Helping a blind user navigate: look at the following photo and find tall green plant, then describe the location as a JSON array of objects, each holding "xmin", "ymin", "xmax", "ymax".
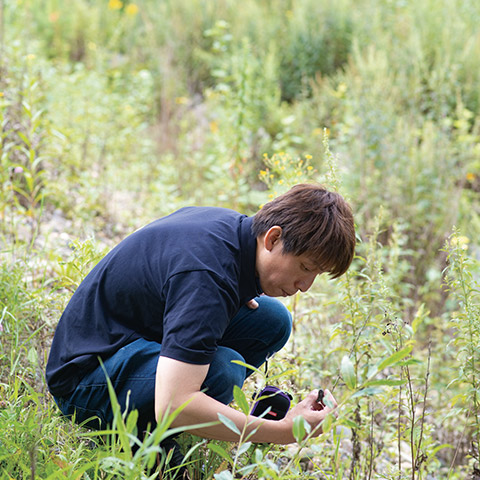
[{"xmin": 443, "ymin": 229, "xmax": 480, "ymax": 475}]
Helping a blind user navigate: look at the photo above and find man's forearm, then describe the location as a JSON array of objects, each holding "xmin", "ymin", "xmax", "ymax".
[
  {"xmin": 164, "ymin": 390, "xmax": 295, "ymax": 444},
  {"xmin": 155, "ymin": 356, "xmax": 334, "ymax": 444}
]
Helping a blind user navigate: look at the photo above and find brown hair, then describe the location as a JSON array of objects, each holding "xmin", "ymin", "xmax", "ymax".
[{"xmin": 252, "ymin": 184, "xmax": 355, "ymax": 278}]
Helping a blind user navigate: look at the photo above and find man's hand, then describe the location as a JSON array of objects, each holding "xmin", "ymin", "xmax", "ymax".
[
  {"xmin": 246, "ymin": 299, "xmax": 259, "ymax": 309},
  {"xmin": 281, "ymin": 389, "xmax": 337, "ymax": 439}
]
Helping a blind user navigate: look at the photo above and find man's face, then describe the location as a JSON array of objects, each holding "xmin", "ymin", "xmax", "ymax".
[{"xmin": 256, "ymin": 227, "xmax": 322, "ymax": 297}]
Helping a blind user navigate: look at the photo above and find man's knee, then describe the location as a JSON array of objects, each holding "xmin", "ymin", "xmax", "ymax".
[
  {"xmin": 257, "ymin": 296, "xmax": 292, "ymax": 350},
  {"xmin": 203, "ymin": 348, "xmax": 246, "ymax": 405}
]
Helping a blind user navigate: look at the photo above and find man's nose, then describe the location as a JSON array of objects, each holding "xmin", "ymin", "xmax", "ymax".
[{"xmin": 295, "ymin": 274, "xmax": 317, "ymax": 292}]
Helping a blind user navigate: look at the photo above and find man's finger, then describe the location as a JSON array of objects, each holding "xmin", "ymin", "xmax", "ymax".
[{"xmin": 246, "ymin": 299, "xmax": 259, "ymax": 309}]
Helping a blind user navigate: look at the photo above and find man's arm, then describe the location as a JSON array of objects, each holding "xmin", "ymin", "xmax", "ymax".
[{"xmin": 155, "ymin": 356, "xmax": 335, "ymax": 444}]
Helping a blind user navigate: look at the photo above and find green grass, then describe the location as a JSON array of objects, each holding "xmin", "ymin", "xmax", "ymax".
[{"xmin": 1, "ymin": 0, "xmax": 480, "ymax": 477}]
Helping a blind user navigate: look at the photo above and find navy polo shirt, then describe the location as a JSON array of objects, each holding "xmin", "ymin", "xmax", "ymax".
[{"xmin": 46, "ymin": 207, "xmax": 261, "ymax": 397}]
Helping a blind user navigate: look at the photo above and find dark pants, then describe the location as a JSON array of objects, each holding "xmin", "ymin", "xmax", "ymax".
[{"xmin": 54, "ymin": 296, "xmax": 292, "ymax": 434}]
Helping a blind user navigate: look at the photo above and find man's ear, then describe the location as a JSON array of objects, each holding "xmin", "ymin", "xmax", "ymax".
[{"xmin": 264, "ymin": 226, "xmax": 283, "ymax": 251}]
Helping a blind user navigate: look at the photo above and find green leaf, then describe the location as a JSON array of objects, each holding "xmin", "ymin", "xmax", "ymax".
[
  {"xmin": 341, "ymin": 355, "xmax": 356, "ymax": 389},
  {"xmin": 233, "ymin": 385, "xmax": 250, "ymax": 415},
  {"xmin": 338, "ymin": 418, "xmax": 360, "ymax": 429},
  {"xmin": 17, "ymin": 131, "xmax": 30, "ymax": 147},
  {"xmin": 230, "ymin": 359, "xmax": 263, "ymax": 376},
  {"xmin": 27, "ymin": 347, "xmax": 38, "ymax": 366},
  {"xmin": 208, "ymin": 442, "xmax": 233, "ymax": 464},
  {"xmin": 237, "ymin": 464, "xmax": 257, "ymax": 475},
  {"xmin": 214, "ymin": 470, "xmax": 234, "ymax": 480},
  {"xmin": 255, "ymin": 447, "xmax": 264, "ymax": 463},
  {"xmin": 237, "ymin": 441, "xmax": 252, "ymax": 455},
  {"xmin": 264, "ymin": 369, "xmax": 297, "ymax": 383},
  {"xmin": 402, "ymin": 358, "xmax": 422, "ymax": 366},
  {"xmin": 292, "ymin": 415, "xmax": 307, "ymax": 442},
  {"xmin": 125, "ymin": 409, "xmax": 139, "ymax": 437},
  {"xmin": 431, "ymin": 443, "xmax": 454, "ymax": 456},
  {"xmin": 218, "ymin": 413, "xmax": 241, "ymax": 435},
  {"xmin": 321, "ymin": 412, "xmax": 334, "ymax": 433},
  {"xmin": 377, "ymin": 345, "xmax": 412, "ymax": 372},
  {"xmin": 364, "ymin": 378, "xmax": 406, "ymax": 387},
  {"xmin": 351, "ymin": 387, "xmax": 384, "ymax": 399}
]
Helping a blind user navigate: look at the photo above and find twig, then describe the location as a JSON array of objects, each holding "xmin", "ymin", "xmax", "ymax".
[
  {"xmin": 404, "ymin": 364, "xmax": 416, "ymax": 480},
  {"xmin": 448, "ymin": 409, "xmax": 471, "ymax": 476},
  {"xmin": 414, "ymin": 341, "xmax": 431, "ymax": 470},
  {"xmin": 367, "ymin": 399, "xmax": 374, "ymax": 480},
  {"xmin": 398, "ymin": 380, "xmax": 402, "ymax": 477}
]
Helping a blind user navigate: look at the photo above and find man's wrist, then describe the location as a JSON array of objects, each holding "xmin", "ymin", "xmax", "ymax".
[
  {"xmin": 246, "ymin": 414, "xmax": 295, "ymax": 444},
  {"xmin": 265, "ymin": 416, "xmax": 295, "ymax": 444}
]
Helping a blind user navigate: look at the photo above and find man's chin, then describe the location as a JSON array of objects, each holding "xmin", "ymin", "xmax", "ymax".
[
  {"xmin": 261, "ymin": 286, "xmax": 287, "ymax": 297},
  {"xmin": 261, "ymin": 288, "xmax": 278, "ymax": 297}
]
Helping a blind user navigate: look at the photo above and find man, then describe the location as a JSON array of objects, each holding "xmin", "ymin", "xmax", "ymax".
[{"xmin": 46, "ymin": 183, "xmax": 355, "ymax": 468}]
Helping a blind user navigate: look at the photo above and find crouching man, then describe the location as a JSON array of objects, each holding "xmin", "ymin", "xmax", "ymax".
[{"xmin": 46, "ymin": 183, "xmax": 355, "ymax": 471}]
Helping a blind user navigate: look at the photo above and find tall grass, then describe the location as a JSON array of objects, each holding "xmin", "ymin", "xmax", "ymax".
[{"xmin": 1, "ymin": 0, "xmax": 480, "ymax": 477}]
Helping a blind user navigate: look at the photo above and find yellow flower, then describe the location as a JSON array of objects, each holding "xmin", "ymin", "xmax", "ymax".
[
  {"xmin": 209, "ymin": 121, "xmax": 219, "ymax": 134},
  {"xmin": 49, "ymin": 11, "xmax": 60, "ymax": 22},
  {"xmin": 466, "ymin": 172, "xmax": 476, "ymax": 182},
  {"xmin": 126, "ymin": 3, "xmax": 139, "ymax": 15},
  {"xmin": 305, "ymin": 154, "xmax": 312, "ymax": 160},
  {"xmin": 451, "ymin": 235, "xmax": 470, "ymax": 250},
  {"xmin": 175, "ymin": 96, "xmax": 188, "ymax": 105},
  {"xmin": 108, "ymin": 0, "xmax": 123, "ymax": 10},
  {"xmin": 337, "ymin": 82, "xmax": 347, "ymax": 94},
  {"xmin": 0, "ymin": 92, "xmax": 4, "ymax": 97}
]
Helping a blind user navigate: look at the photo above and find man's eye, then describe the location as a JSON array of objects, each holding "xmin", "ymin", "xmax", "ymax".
[{"xmin": 302, "ymin": 264, "xmax": 310, "ymax": 272}]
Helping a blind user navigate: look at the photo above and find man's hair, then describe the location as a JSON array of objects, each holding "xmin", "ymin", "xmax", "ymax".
[{"xmin": 252, "ymin": 183, "xmax": 355, "ymax": 278}]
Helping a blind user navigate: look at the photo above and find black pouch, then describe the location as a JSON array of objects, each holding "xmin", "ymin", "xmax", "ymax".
[{"xmin": 251, "ymin": 386, "xmax": 292, "ymax": 421}]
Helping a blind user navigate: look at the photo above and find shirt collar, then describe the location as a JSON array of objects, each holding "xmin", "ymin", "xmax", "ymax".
[{"xmin": 239, "ymin": 216, "xmax": 263, "ymax": 301}]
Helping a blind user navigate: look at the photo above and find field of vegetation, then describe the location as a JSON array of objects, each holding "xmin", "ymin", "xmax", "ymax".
[{"xmin": 1, "ymin": 0, "xmax": 480, "ymax": 478}]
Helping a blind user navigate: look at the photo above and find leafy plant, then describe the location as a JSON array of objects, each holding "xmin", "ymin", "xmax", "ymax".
[{"xmin": 443, "ymin": 229, "xmax": 480, "ymax": 476}]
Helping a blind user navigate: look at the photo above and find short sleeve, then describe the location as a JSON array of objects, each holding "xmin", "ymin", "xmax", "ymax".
[{"xmin": 160, "ymin": 270, "xmax": 239, "ymax": 364}]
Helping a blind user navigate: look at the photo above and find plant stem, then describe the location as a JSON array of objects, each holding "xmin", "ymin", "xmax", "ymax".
[
  {"xmin": 0, "ymin": 0, "xmax": 4, "ymax": 56},
  {"xmin": 404, "ymin": 364, "xmax": 416, "ymax": 480},
  {"xmin": 367, "ymin": 400, "xmax": 374, "ymax": 480},
  {"xmin": 414, "ymin": 341, "xmax": 431, "ymax": 470},
  {"xmin": 397, "ymin": 381, "xmax": 402, "ymax": 477}
]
